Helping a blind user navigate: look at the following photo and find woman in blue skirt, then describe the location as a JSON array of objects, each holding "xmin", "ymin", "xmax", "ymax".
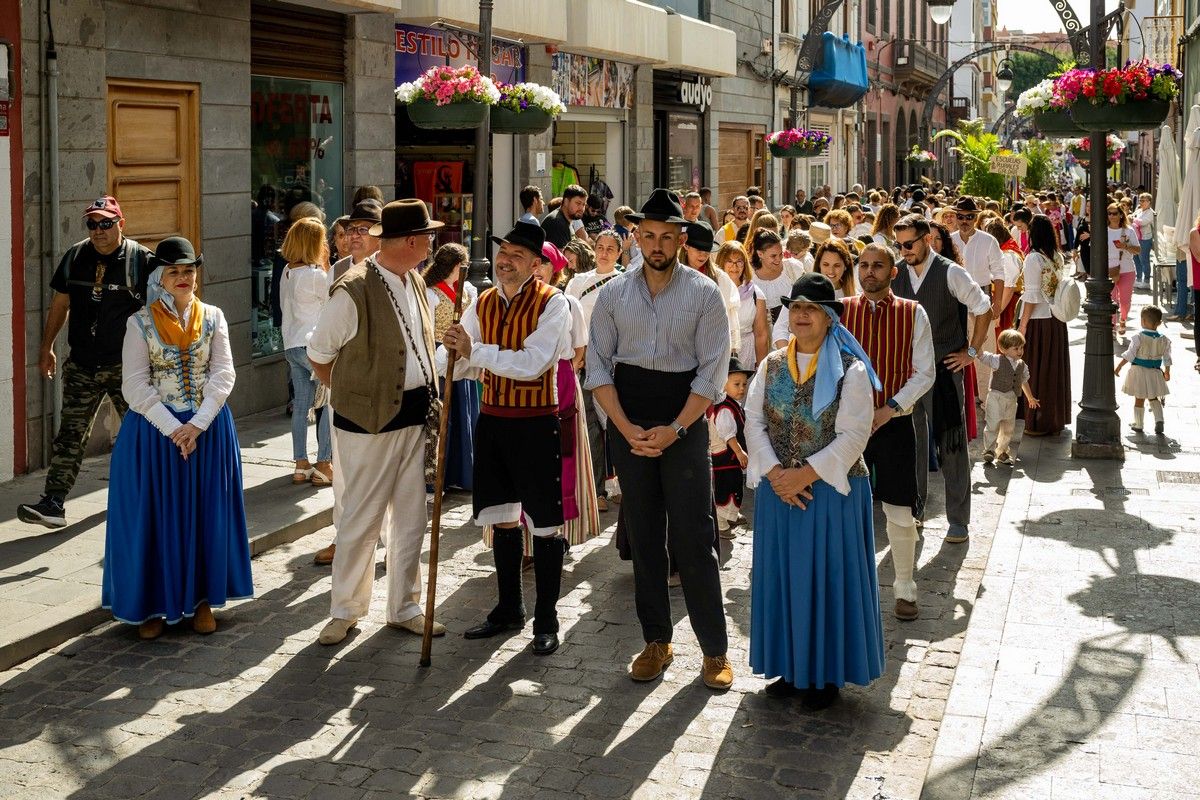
[
  {"xmin": 744, "ymin": 273, "xmax": 885, "ymax": 710},
  {"xmin": 103, "ymin": 237, "xmax": 253, "ymax": 640}
]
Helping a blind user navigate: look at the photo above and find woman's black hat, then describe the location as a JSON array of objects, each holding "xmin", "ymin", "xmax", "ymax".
[
  {"xmin": 625, "ymin": 188, "xmax": 688, "ymax": 224},
  {"xmin": 780, "ymin": 273, "xmax": 843, "ymax": 316},
  {"xmin": 684, "ymin": 221, "xmax": 714, "ymax": 251},
  {"xmin": 153, "ymin": 236, "xmax": 202, "ymax": 267}
]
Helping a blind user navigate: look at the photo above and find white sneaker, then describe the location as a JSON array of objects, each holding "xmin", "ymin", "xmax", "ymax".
[{"xmin": 318, "ymin": 617, "xmax": 358, "ymax": 645}]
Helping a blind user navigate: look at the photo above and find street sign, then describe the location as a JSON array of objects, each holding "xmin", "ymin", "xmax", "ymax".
[{"xmin": 989, "ymin": 154, "xmax": 1027, "ymax": 178}]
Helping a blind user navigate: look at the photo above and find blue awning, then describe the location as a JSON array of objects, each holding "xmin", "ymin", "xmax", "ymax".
[{"xmin": 809, "ymin": 32, "xmax": 869, "ymax": 109}]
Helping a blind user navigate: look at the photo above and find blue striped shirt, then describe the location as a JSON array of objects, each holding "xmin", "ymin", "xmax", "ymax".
[{"xmin": 585, "ymin": 264, "xmax": 731, "ymax": 402}]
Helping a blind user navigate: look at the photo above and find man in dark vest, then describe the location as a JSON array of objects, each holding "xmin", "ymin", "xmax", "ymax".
[
  {"xmin": 19, "ymin": 196, "xmax": 152, "ymax": 529},
  {"xmin": 307, "ymin": 199, "xmax": 444, "ymax": 646},
  {"xmin": 890, "ymin": 215, "xmax": 991, "ymax": 545}
]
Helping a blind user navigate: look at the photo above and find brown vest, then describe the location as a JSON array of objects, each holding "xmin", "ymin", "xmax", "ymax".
[{"xmin": 328, "ymin": 261, "xmax": 436, "ymax": 434}]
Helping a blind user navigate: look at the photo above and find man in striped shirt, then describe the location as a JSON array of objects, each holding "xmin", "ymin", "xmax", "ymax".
[{"xmin": 586, "ymin": 189, "xmax": 734, "ymax": 691}]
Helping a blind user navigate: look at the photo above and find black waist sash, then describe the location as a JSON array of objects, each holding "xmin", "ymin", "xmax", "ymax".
[{"xmin": 614, "ymin": 363, "xmax": 696, "ymax": 426}]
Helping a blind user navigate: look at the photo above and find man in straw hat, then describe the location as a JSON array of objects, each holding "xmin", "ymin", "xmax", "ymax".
[
  {"xmin": 442, "ymin": 221, "xmax": 574, "ymax": 657},
  {"xmin": 308, "ymin": 199, "xmax": 444, "ymax": 646},
  {"xmin": 586, "ymin": 188, "xmax": 735, "ymax": 690}
]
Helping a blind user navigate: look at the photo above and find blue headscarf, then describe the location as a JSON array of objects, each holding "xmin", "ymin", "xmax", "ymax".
[
  {"xmin": 145, "ymin": 264, "xmax": 168, "ymax": 308},
  {"xmin": 808, "ymin": 305, "xmax": 882, "ymax": 419}
]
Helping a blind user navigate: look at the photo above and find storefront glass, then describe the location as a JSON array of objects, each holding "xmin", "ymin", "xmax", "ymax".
[
  {"xmin": 249, "ymin": 76, "xmax": 344, "ymax": 358},
  {"xmin": 666, "ymin": 112, "xmax": 702, "ymax": 191}
]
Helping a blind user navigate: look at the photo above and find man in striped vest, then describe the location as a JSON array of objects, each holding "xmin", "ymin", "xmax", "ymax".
[
  {"xmin": 842, "ymin": 243, "xmax": 935, "ymax": 621},
  {"xmin": 442, "ymin": 221, "xmax": 573, "ymax": 656}
]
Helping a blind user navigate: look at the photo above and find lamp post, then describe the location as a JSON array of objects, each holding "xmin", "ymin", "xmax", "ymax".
[
  {"xmin": 466, "ymin": 0, "xmax": 494, "ymax": 291},
  {"xmin": 1073, "ymin": 0, "xmax": 1123, "ymax": 458}
]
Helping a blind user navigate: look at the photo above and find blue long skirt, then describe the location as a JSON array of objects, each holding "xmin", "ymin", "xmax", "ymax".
[
  {"xmin": 443, "ymin": 377, "xmax": 480, "ymax": 490},
  {"xmin": 750, "ymin": 476, "xmax": 885, "ymax": 688},
  {"xmin": 102, "ymin": 406, "xmax": 254, "ymax": 625}
]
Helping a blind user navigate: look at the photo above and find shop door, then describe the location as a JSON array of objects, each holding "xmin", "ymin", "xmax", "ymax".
[
  {"xmin": 717, "ymin": 124, "xmax": 763, "ymax": 212},
  {"xmin": 107, "ymin": 80, "xmax": 200, "ymax": 252}
]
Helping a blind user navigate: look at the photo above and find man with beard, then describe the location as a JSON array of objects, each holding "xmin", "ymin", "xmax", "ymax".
[
  {"xmin": 841, "ymin": 243, "xmax": 935, "ymax": 620},
  {"xmin": 586, "ymin": 189, "xmax": 733, "ymax": 690},
  {"xmin": 541, "ymin": 184, "xmax": 588, "ymax": 248},
  {"xmin": 891, "ymin": 215, "xmax": 991, "ymax": 545},
  {"xmin": 716, "ymin": 195, "xmax": 751, "ymax": 245}
]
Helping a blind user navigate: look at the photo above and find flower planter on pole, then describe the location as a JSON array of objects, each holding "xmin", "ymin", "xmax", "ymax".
[
  {"xmin": 766, "ymin": 128, "xmax": 833, "ymax": 159},
  {"xmin": 1032, "ymin": 109, "xmax": 1082, "ymax": 136},
  {"xmin": 1070, "ymin": 99, "xmax": 1170, "ymax": 132},
  {"xmin": 490, "ymin": 107, "xmax": 554, "ymax": 135},
  {"xmin": 395, "ymin": 65, "xmax": 501, "ymax": 132},
  {"xmin": 406, "ymin": 99, "xmax": 490, "ymax": 130},
  {"xmin": 489, "ymin": 83, "xmax": 565, "ymax": 135},
  {"xmin": 1049, "ymin": 61, "xmax": 1181, "ymax": 134},
  {"xmin": 768, "ymin": 142, "xmax": 827, "ymax": 158}
]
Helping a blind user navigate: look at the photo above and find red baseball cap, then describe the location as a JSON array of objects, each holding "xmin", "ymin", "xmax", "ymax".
[{"xmin": 83, "ymin": 196, "xmax": 123, "ymax": 220}]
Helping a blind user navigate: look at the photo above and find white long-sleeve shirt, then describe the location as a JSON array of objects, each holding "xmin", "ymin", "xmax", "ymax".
[
  {"xmin": 458, "ymin": 277, "xmax": 571, "ymax": 381},
  {"xmin": 280, "ymin": 263, "xmax": 330, "ymax": 350},
  {"xmin": 906, "ymin": 250, "xmax": 993, "ymax": 316},
  {"xmin": 744, "ymin": 352, "xmax": 873, "ymax": 495},
  {"xmin": 121, "ymin": 301, "xmax": 235, "ymax": 436},
  {"xmin": 951, "ymin": 229, "xmax": 1006, "ymax": 288}
]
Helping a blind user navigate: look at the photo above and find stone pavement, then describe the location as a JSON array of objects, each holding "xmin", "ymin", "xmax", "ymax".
[
  {"xmin": 923, "ymin": 297, "xmax": 1200, "ymax": 798},
  {"xmin": 0, "ymin": 410, "xmax": 332, "ymax": 671}
]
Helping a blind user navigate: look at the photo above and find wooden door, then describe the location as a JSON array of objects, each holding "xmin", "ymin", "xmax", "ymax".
[
  {"xmin": 107, "ymin": 80, "xmax": 200, "ymax": 253},
  {"xmin": 717, "ymin": 124, "xmax": 764, "ymax": 213}
]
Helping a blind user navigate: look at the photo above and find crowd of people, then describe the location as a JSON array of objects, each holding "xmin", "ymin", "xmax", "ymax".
[{"xmin": 15, "ymin": 171, "xmax": 1198, "ymax": 711}]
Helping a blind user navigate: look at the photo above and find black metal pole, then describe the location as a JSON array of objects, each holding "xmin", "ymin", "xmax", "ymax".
[
  {"xmin": 466, "ymin": 0, "xmax": 494, "ymax": 291},
  {"xmin": 1072, "ymin": 0, "xmax": 1123, "ymax": 459}
]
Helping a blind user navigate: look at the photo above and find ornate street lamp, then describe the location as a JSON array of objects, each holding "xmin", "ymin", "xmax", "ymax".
[
  {"xmin": 927, "ymin": 0, "xmax": 956, "ymax": 25},
  {"xmin": 995, "ymin": 57, "xmax": 1014, "ymax": 95},
  {"xmin": 466, "ymin": 0, "xmax": 495, "ymax": 291}
]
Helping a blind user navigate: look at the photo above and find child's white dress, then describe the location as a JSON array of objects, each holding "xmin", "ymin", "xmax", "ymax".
[{"xmin": 1121, "ymin": 331, "xmax": 1171, "ymax": 399}]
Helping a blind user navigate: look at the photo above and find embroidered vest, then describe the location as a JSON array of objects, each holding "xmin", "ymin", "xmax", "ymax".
[
  {"xmin": 761, "ymin": 349, "xmax": 868, "ymax": 477},
  {"xmin": 840, "ymin": 293, "xmax": 918, "ymax": 409},
  {"xmin": 133, "ymin": 304, "xmax": 217, "ymax": 413},
  {"xmin": 707, "ymin": 397, "xmax": 746, "ymax": 471},
  {"xmin": 477, "ymin": 280, "xmax": 559, "ymax": 409},
  {"xmin": 431, "ymin": 285, "xmax": 456, "ymax": 342}
]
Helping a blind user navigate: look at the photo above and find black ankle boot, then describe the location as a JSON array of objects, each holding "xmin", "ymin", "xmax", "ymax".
[
  {"xmin": 801, "ymin": 683, "xmax": 840, "ymax": 711},
  {"xmin": 531, "ymin": 536, "xmax": 567, "ymax": 638}
]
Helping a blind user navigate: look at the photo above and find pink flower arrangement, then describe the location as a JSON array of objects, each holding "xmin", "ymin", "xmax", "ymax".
[
  {"xmin": 1068, "ymin": 134, "xmax": 1124, "ymax": 165},
  {"xmin": 395, "ymin": 65, "xmax": 501, "ymax": 106},
  {"xmin": 1050, "ymin": 61, "xmax": 1181, "ymax": 109},
  {"xmin": 906, "ymin": 146, "xmax": 937, "ymax": 165},
  {"xmin": 766, "ymin": 128, "xmax": 832, "ymax": 151}
]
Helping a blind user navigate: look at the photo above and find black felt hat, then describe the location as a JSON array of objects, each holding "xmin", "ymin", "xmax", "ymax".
[
  {"xmin": 347, "ymin": 200, "xmax": 383, "ymax": 224},
  {"xmin": 625, "ymin": 188, "xmax": 687, "ymax": 224},
  {"xmin": 953, "ymin": 196, "xmax": 980, "ymax": 214},
  {"xmin": 779, "ymin": 272, "xmax": 842, "ymax": 316},
  {"xmin": 684, "ymin": 220, "xmax": 715, "ymax": 251},
  {"xmin": 369, "ymin": 199, "xmax": 445, "ymax": 238},
  {"xmin": 152, "ymin": 236, "xmax": 202, "ymax": 267},
  {"xmin": 727, "ymin": 356, "xmax": 755, "ymax": 377},
  {"xmin": 490, "ymin": 220, "xmax": 546, "ymax": 258}
]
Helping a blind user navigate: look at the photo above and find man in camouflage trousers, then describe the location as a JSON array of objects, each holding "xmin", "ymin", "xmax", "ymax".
[{"xmin": 18, "ymin": 197, "xmax": 153, "ymax": 528}]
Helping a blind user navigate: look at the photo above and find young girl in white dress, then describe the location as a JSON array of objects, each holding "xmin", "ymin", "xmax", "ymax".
[{"xmin": 1114, "ymin": 305, "xmax": 1172, "ymax": 435}]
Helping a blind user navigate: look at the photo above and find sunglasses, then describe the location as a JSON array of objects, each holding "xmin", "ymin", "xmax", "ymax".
[
  {"xmin": 895, "ymin": 238, "xmax": 921, "ymax": 250},
  {"xmin": 346, "ymin": 225, "xmax": 373, "ymax": 236},
  {"xmin": 1107, "ymin": 212, "xmax": 1121, "ymax": 217},
  {"xmin": 956, "ymin": 214, "xmax": 977, "ymax": 221},
  {"xmin": 86, "ymin": 219, "xmax": 118, "ymax": 231}
]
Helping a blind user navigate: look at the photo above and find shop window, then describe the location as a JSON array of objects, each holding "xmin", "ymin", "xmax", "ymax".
[
  {"xmin": 249, "ymin": 76, "xmax": 344, "ymax": 358},
  {"xmin": 666, "ymin": 113, "xmax": 703, "ymax": 192}
]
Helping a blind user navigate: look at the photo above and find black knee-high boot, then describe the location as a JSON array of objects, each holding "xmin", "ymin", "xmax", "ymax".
[
  {"xmin": 532, "ymin": 536, "xmax": 567, "ymax": 635},
  {"xmin": 488, "ymin": 528, "xmax": 526, "ymax": 625}
]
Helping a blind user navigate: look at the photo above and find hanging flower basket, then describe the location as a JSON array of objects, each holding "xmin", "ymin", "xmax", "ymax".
[
  {"xmin": 1070, "ymin": 98, "xmax": 1170, "ymax": 132},
  {"xmin": 766, "ymin": 128, "xmax": 832, "ymax": 158},
  {"xmin": 489, "ymin": 82, "xmax": 566, "ymax": 135},
  {"xmin": 905, "ymin": 146, "xmax": 938, "ymax": 169},
  {"xmin": 396, "ymin": 65, "xmax": 500, "ymax": 131},
  {"xmin": 1031, "ymin": 109, "xmax": 1082, "ymax": 136},
  {"xmin": 1050, "ymin": 61, "xmax": 1181, "ymax": 133},
  {"xmin": 1067, "ymin": 133, "xmax": 1124, "ymax": 166}
]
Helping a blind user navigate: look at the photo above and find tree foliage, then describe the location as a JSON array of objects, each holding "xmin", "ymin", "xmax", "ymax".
[
  {"xmin": 1009, "ymin": 51, "xmax": 1059, "ymax": 99},
  {"xmin": 1021, "ymin": 139, "xmax": 1056, "ymax": 191},
  {"xmin": 934, "ymin": 122, "xmax": 1009, "ymax": 200}
]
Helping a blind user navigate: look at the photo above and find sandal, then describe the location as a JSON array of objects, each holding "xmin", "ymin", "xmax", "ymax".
[
  {"xmin": 292, "ymin": 462, "xmax": 314, "ymax": 484},
  {"xmin": 311, "ymin": 461, "xmax": 334, "ymax": 486}
]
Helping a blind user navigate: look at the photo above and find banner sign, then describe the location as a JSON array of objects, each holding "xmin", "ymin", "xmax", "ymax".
[
  {"xmin": 551, "ymin": 52, "xmax": 635, "ymax": 109},
  {"xmin": 395, "ymin": 23, "xmax": 525, "ymax": 86},
  {"xmin": 989, "ymin": 154, "xmax": 1028, "ymax": 178}
]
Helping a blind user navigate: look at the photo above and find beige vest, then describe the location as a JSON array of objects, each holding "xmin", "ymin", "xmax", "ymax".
[{"xmin": 329, "ymin": 261, "xmax": 436, "ymax": 434}]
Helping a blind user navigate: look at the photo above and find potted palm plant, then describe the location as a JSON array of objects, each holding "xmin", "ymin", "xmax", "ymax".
[{"xmin": 396, "ymin": 65, "xmax": 500, "ymax": 130}]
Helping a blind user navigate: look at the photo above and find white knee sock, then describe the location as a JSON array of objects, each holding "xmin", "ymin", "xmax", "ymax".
[
  {"xmin": 1149, "ymin": 399, "xmax": 1164, "ymax": 424},
  {"xmin": 1133, "ymin": 406, "xmax": 1145, "ymax": 429},
  {"xmin": 883, "ymin": 502, "xmax": 918, "ymax": 603}
]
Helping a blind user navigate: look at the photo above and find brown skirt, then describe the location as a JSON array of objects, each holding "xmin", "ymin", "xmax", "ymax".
[{"xmin": 1023, "ymin": 316, "xmax": 1071, "ymax": 435}]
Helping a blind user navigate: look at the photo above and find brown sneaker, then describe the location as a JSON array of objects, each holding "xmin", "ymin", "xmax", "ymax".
[
  {"xmin": 702, "ymin": 655, "xmax": 734, "ymax": 690},
  {"xmin": 313, "ymin": 543, "xmax": 336, "ymax": 566},
  {"xmin": 192, "ymin": 603, "xmax": 217, "ymax": 634},
  {"xmin": 630, "ymin": 642, "xmax": 673, "ymax": 681},
  {"xmin": 894, "ymin": 599, "xmax": 919, "ymax": 621}
]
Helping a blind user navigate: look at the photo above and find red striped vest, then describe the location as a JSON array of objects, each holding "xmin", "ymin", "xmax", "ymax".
[
  {"xmin": 477, "ymin": 279, "xmax": 558, "ymax": 410},
  {"xmin": 840, "ymin": 292, "xmax": 918, "ymax": 409}
]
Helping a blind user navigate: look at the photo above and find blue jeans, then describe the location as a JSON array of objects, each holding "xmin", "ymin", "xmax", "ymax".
[
  {"xmin": 1135, "ymin": 238, "xmax": 1153, "ymax": 283},
  {"xmin": 285, "ymin": 347, "xmax": 331, "ymax": 463},
  {"xmin": 1175, "ymin": 260, "xmax": 1193, "ymax": 317}
]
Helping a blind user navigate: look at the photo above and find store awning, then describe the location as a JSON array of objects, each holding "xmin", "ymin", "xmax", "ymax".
[
  {"xmin": 808, "ymin": 33, "xmax": 869, "ymax": 109},
  {"xmin": 400, "ymin": 0, "xmax": 569, "ymax": 44},
  {"xmin": 563, "ymin": 0, "xmax": 669, "ymax": 63},
  {"xmin": 661, "ymin": 13, "xmax": 737, "ymax": 77}
]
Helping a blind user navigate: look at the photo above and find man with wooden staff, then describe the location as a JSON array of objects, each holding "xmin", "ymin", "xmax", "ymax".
[
  {"xmin": 307, "ymin": 199, "xmax": 446, "ymax": 646},
  {"xmin": 442, "ymin": 220, "xmax": 573, "ymax": 656}
]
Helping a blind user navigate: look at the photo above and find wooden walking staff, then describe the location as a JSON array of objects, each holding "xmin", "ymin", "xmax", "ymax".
[{"xmin": 420, "ymin": 275, "xmax": 467, "ymax": 667}]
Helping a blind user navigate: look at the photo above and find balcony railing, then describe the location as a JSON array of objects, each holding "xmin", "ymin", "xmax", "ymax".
[
  {"xmin": 1143, "ymin": 15, "xmax": 1183, "ymax": 66},
  {"xmin": 893, "ymin": 41, "xmax": 947, "ymax": 88},
  {"xmin": 949, "ymin": 96, "xmax": 971, "ymax": 123}
]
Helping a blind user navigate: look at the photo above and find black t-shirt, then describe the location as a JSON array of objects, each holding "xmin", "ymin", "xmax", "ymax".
[
  {"xmin": 582, "ymin": 211, "xmax": 610, "ymax": 238},
  {"xmin": 50, "ymin": 238, "xmax": 153, "ymax": 368},
  {"xmin": 541, "ymin": 209, "xmax": 573, "ymax": 249}
]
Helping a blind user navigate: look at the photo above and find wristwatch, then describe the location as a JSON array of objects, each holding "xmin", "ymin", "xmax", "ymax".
[
  {"xmin": 670, "ymin": 421, "xmax": 687, "ymax": 439},
  {"xmin": 966, "ymin": 346, "xmax": 978, "ymax": 359},
  {"xmin": 886, "ymin": 398, "xmax": 902, "ymax": 412}
]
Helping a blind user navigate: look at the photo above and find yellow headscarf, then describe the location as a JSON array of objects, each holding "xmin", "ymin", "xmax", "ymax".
[{"xmin": 150, "ymin": 297, "xmax": 203, "ymax": 349}]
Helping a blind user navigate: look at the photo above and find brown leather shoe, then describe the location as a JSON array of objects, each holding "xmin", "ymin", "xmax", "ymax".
[
  {"xmin": 138, "ymin": 618, "xmax": 164, "ymax": 640},
  {"xmin": 701, "ymin": 655, "xmax": 734, "ymax": 690},
  {"xmin": 192, "ymin": 603, "xmax": 217, "ymax": 634},
  {"xmin": 630, "ymin": 642, "xmax": 673, "ymax": 681},
  {"xmin": 313, "ymin": 543, "xmax": 336, "ymax": 566},
  {"xmin": 894, "ymin": 599, "xmax": 919, "ymax": 621}
]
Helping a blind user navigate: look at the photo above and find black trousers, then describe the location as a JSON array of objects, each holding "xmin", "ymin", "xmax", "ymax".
[{"xmin": 610, "ymin": 417, "xmax": 728, "ymax": 657}]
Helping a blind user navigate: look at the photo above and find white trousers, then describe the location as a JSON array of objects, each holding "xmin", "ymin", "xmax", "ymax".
[
  {"xmin": 983, "ymin": 390, "xmax": 1018, "ymax": 456},
  {"xmin": 330, "ymin": 425, "xmax": 427, "ymax": 624},
  {"xmin": 882, "ymin": 502, "xmax": 918, "ymax": 603}
]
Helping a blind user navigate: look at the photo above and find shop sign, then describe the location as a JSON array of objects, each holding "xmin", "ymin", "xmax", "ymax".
[
  {"xmin": 0, "ymin": 100, "xmax": 9, "ymax": 136},
  {"xmin": 551, "ymin": 52, "xmax": 635, "ymax": 109},
  {"xmin": 395, "ymin": 23, "xmax": 525, "ymax": 86},
  {"xmin": 678, "ymin": 77, "xmax": 712, "ymax": 113}
]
